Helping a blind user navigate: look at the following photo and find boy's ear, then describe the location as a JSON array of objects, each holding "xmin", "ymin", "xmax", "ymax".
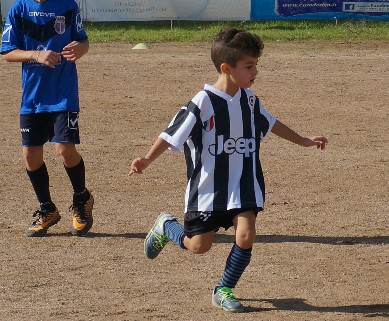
[{"xmin": 220, "ymin": 63, "xmax": 231, "ymax": 74}]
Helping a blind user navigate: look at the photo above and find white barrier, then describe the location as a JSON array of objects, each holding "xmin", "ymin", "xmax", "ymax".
[
  {"xmin": 1, "ymin": 0, "xmax": 250, "ymax": 22},
  {"xmin": 78, "ymin": 0, "xmax": 250, "ymax": 21},
  {"xmin": 2, "ymin": 0, "xmax": 388, "ymax": 22},
  {"xmin": 1, "ymin": 0, "xmax": 14, "ymax": 21}
]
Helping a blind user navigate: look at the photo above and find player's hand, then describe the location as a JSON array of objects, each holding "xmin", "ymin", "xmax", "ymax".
[
  {"xmin": 128, "ymin": 158, "xmax": 150, "ymax": 176},
  {"xmin": 36, "ymin": 50, "xmax": 61, "ymax": 68},
  {"xmin": 304, "ymin": 136, "xmax": 328, "ymax": 150},
  {"xmin": 61, "ymin": 41, "xmax": 89, "ymax": 62}
]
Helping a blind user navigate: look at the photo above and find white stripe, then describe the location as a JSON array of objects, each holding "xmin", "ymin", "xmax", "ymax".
[{"xmin": 2, "ymin": 25, "xmax": 12, "ymax": 42}]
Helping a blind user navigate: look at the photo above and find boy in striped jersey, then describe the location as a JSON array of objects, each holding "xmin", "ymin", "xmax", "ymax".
[{"xmin": 129, "ymin": 28, "xmax": 328, "ymax": 312}]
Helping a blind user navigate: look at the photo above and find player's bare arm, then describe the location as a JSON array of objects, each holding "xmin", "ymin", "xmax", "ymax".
[
  {"xmin": 271, "ymin": 119, "xmax": 328, "ymax": 150},
  {"xmin": 129, "ymin": 138, "xmax": 171, "ymax": 176},
  {"xmin": 3, "ymin": 49, "xmax": 62, "ymax": 68},
  {"xmin": 61, "ymin": 39, "xmax": 89, "ymax": 62}
]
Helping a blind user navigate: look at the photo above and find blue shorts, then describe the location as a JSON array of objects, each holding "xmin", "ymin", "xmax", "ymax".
[
  {"xmin": 20, "ymin": 112, "xmax": 80, "ymax": 147},
  {"xmin": 184, "ymin": 207, "xmax": 260, "ymax": 237}
]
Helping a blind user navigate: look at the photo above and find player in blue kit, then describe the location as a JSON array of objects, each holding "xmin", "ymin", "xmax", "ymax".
[
  {"xmin": 1, "ymin": 0, "xmax": 94, "ymax": 237},
  {"xmin": 129, "ymin": 28, "xmax": 328, "ymax": 312}
]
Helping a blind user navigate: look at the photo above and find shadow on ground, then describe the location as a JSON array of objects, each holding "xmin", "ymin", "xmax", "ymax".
[
  {"xmin": 242, "ymin": 298, "xmax": 389, "ymax": 317},
  {"xmin": 47, "ymin": 232, "xmax": 389, "ymax": 246}
]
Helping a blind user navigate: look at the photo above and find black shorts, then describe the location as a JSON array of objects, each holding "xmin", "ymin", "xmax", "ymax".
[
  {"xmin": 20, "ymin": 112, "xmax": 80, "ymax": 146},
  {"xmin": 184, "ymin": 207, "xmax": 260, "ymax": 237}
]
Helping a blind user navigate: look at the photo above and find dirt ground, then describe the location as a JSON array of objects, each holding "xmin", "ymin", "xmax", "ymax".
[{"xmin": 0, "ymin": 40, "xmax": 388, "ymax": 321}]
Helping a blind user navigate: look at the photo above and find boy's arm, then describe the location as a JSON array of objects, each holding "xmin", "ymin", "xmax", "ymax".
[
  {"xmin": 2, "ymin": 49, "xmax": 62, "ymax": 68},
  {"xmin": 129, "ymin": 137, "xmax": 172, "ymax": 176},
  {"xmin": 271, "ymin": 119, "xmax": 328, "ymax": 150},
  {"xmin": 2, "ymin": 49, "xmax": 38, "ymax": 63}
]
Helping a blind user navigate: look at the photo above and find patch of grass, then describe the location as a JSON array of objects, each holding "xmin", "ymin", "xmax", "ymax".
[
  {"xmin": 1, "ymin": 20, "xmax": 388, "ymax": 43},
  {"xmin": 83, "ymin": 20, "xmax": 389, "ymax": 43}
]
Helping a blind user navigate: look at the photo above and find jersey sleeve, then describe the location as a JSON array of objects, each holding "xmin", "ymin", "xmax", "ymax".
[
  {"xmin": 159, "ymin": 92, "xmax": 203, "ymax": 152},
  {"xmin": 70, "ymin": 2, "xmax": 88, "ymax": 41},
  {"xmin": 0, "ymin": 4, "xmax": 23, "ymax": 54},
  {"xmin": 257, "ymin": 98, "xmax": 277, "ymax": 140}
]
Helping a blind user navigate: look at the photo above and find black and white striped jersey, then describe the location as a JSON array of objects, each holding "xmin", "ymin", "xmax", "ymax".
[{"xmin": 160, "ymin": 84, "xmax": 276, "ymax": 212}]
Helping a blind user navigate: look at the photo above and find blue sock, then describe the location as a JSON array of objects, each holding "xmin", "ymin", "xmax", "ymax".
[
  {"xmin": 164, "ymin": 219, "xmax": 186, "ymax": 249},
  {"xmin": 216, "ymin": 243, "xmax": 252, "ymax": 291}
]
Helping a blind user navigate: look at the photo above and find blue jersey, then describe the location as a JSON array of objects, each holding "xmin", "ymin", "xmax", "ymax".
[{"xmin": 1, "ymin": 0, "xmax": 88, "ymax": 114}]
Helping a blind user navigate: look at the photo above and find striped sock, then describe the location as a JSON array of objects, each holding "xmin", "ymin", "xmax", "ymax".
[
  {"xmin": 216, "ymin": 243, "xmax": 252, "ymax": 290},
  {"xmin": 164, "ymin": 219, "xmax": 186, "ymax": 249}
]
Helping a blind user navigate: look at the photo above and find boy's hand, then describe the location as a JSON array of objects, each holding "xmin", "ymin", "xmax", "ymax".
[
  {"xmin": 36, "ymin": 50, "xmax": 61, "ymax": 68},
  {"xmin": 303, "ymin": 136, "xmax": 328, "ymax": 150},
  {"xmin": 61, "ymin": 41, "xmax": 89, "ymax": 62},
  {"xmin": 129, "ymin": 158, "xmax": 151, "ymax": 176}
]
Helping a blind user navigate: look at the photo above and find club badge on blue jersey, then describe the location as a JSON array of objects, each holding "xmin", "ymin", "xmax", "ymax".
[{"xmin": 54, "ymin": 16, "xmax": 66, "ymax": 35}]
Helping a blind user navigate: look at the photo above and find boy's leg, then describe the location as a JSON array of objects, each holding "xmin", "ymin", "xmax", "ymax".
[
  {"xmin": 212, "ymin": 210, "xmax": 256, "ymax": 312},
  {"xmin": 216, "ymin": 243, "xmax": 252, "ymax": 290},
  {"xmin": 23, "ymin": 146, "xmax": 61, "ymax": 236},
  {"xmin": 24, "ymin": 146, "xmax": 52, "ymax": 207},
  {"xmin": 144, "ymin": 214, "xmax": 215, "ymax": 259},
  {"xmin": 55, "ymin": 142, "xmax": 93, "ymax": 236}
]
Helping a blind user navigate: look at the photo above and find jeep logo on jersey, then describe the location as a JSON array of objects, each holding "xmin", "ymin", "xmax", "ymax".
[
  {"xmin": 208, "ymin": 135, "xmax": 256, "ymax": 157},
  {"xmin": 54, "ymin": 16, "xmax": 66, "ymax": 35}
]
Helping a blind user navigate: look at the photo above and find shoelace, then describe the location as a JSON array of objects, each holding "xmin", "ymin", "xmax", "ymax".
[
  {"xmin": 69, "ymin": 202, "xmax": 87, "ymax": 220},
  {"xmin": 217, "ymin": 288, "xmax": 238, "ymax": 304},
  {"xmin": 32, "ymin": 209, "xmax": 47, "ymax": 224},
  {"xmin": 151, "ymin": 231, "xmax": 169, "ymax": 251}
]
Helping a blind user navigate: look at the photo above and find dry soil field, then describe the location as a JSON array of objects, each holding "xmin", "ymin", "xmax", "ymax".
[{"xmin": 0, "ymin": 41, "xmax": 388, "ymax": 321}]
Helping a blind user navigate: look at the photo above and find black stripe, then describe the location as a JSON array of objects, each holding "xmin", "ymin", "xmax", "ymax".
[
  {"xmin": 239, "ymin": 89, "xmax": 256, "ymax": 206},
  {"xmin": 15, "ymin": 10, "xmax": 73, "ymax": 42},
  {"xmin": 164, "ymin": 100, "xmax": 200, "ymax": 137},
  {"xmin": 253, "ymin": 97, "xmax": 269, "ymax": 202},
  {"xmin": 165, "ymin": 100, "xmax": 201, "ymax": 210},
  {"xmin": 185, "ymin": 101, "xmax": 204, "ymax": 210},
  {"xmin": 205, "ymin": 89, "xmax": 229, "ymax": 211}
]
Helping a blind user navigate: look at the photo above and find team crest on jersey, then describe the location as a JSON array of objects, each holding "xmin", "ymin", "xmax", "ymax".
[
  {"xmin": 202, "ymin": 115, "xmax": 215, "ymax": 132},
  {"xmin": 54, "ymin": 16, "xmax": 66, "ymax": 35},
  {"xmin": 248, "ymin": 95, "xmax": 255, "ymax": 109}
]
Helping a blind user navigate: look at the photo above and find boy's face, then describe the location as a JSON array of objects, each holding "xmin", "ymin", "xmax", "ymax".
[{"xmin": 227, "ymin": 55, "xmax": 259, "ymax": 89}]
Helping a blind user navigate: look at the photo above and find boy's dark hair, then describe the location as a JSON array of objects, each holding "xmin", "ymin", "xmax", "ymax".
[{"xmin": 211, "ymin": 28, "xmax": 264, "ymax": 73}]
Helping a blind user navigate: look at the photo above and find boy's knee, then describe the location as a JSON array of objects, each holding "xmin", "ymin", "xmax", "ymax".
[
  {"xmin": 55, "ymin": 144, "xmax": 80, "ymax": 166},
  {"xmin": 56, "ymin": 146, "xmax": 69, "ymax": 158},
  {"xmin": 189, "ymin": 244, "xmax": 212, "ymax": 254},
  {"xmin": 235, "ymin": 231, "xmax": 255, "ymax": 249},
  {"xmin": 185, "ymin": 239, "xmax": 212, "ymax": 254}
]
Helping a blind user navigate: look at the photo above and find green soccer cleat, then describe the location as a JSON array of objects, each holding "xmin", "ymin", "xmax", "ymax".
[
  {"xmin": 144, "ymin": 213, "xmax": 176, "ymax": 259},
  {"xmin": 212, "ymin": 287, "xmax": 244, "ymax": 313}
]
